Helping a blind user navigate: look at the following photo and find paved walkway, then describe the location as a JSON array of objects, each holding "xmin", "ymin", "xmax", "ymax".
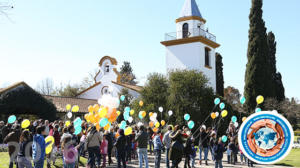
[{"xmin": 80, "ymin": 153, "xmax": 288, "ymax": 168}]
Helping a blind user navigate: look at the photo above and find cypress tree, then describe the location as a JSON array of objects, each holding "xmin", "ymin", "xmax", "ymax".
[
  {"xmin": 267, "ymin": 32, "xmax": 285, "ymax": 101},
  {"xmin": 216, "ymin": 53, "xmax": 224, "ymax": 97},
  {"xmin": 244, "ymin": 0, "xmax": 274, "ymax": 112}
]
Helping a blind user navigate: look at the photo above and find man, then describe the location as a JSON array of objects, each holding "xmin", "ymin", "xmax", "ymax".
[
  {"xmin": 153, "ymin": 130, "xmax": 163, "ymax": 168},
  {"xmin": 199, "ymin": 125, "xmax": 208, "ymax": 165},
  {"xmin": 135, "ymin": 125, "xmax": 149, "ymax": 168},
  {"xmin": 4, "ymin": 124, "xmax": 21, "ymax": 168},
  {"xmin": 162, "ymin": 125, "xmax": 173, "ymax": 168}
]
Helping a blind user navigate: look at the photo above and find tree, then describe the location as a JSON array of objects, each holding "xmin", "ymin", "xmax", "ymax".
[
  {"xmin": 36, "ymin": 78, "xmax": 55, "ymax": 95},
  {"xmin": 215, "ymin": 53, "xmax": 224, "ymax": 97},
  {"xmin": 267, "ymin": 32, "xmax": 285, "ymax": 101},
  {"xmin": 224, "ymin": 86, "xmax": 241, "ymax": 110},
  {"xmin": 168, "ymin": 70, "xmax": 215, "ymax": 125},
  {"xmin": 0, "ymin": 1, "xmax": 13, "ymax": 20},
  {"xmin": 244, "ymin": 0, "xmax": 274, "ymax": 112},
  {"xmin": 54, "ymin": 84, "xmax": 81, "ymax": 97},
  {"xmin": 120, "ymin": 61, "xmax": 137, "ymax": 85}
]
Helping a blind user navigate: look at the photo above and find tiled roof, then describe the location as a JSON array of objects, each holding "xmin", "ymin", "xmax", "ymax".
[
  {"xmin": 111, "ymin": 81, "xmax": 143, "ymax": 92},
  {"xmin": 43, "ymin": 95, "xmax": 97, "ymax": 113},
  {"xmin": 180, "ymin": 0, "xmax": 203, "ymax": 18}
]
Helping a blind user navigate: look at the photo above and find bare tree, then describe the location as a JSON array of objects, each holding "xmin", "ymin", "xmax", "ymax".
[
  {"xmin": 0, "ymin": 1, "xmax": 13, "ymax": 21},
  {"xmin": 36, "ymin": 78, "xmax": 55, "ymax": 95}
]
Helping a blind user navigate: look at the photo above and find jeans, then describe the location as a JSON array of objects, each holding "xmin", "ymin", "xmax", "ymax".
[
  {"xmin": 215, "ymin": 160, "xmax": 223, "ymax": 168},
  {"xmin": 166, "ymin": 148, "xmax": 170, "ymax": 168},
  {"xmin": 210, "ymin": 146, "xmax": 215, "ymax": 161},
  {"xmin": 34, "ymin": 159, "xmax": 44, "ymax": 168},
  {"xmin": 87, "ymin": 146, "xmax": 101, "ymax": 168},
  {"xmin": 240, "ymin": 153, "xmax": 246, "ymax": 163},
  {"xmin": 230, "ymin": 152, "xmax": 236, "ymax": 164},
  {"xmin": 17, "ymin": 156, "xmax": 33, "ymax": 168},
  {"xmin": 148, "ymin": 140, "xmax": 153, "ymax": 153},
  {"xmin": 138, "ymin": 148, "xmax": 149, "ymax": 168},
  {"xmin": 117, "ymin": 150, "xmax": 126, "ymax": 168},
  {"xmin": 190, "ymin": 156, "xmax": 195, "ymax": 167},
  {"xmin": 64, "ymin": 163, "xmax": 75, "ymax": 168},
  {"xmin": 154, "ymin": 149, "xmax": 161, "ymax": 168},
  {"xmin": 199, "ymin": 147, "xmax": 208, "ymax": 161}
]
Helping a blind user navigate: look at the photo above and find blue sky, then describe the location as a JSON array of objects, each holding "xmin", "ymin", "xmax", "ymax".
[{"xmin": 0, "ymin": 0, "xmax": 299, "ymax": 99}]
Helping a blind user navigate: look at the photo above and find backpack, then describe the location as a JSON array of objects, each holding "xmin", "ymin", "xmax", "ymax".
[{"xmin": 64, "ymin": 145, "xmax": 78, "ymax": 164}]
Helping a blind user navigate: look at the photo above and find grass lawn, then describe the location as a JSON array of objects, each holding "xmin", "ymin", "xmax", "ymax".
[
  {"xmin": 0, "ymin": 152, "xmax": 87, "ymax": 168},
  {"xmin": 276, "ymin": 149, "xmax": 300, "ymax": 167}
]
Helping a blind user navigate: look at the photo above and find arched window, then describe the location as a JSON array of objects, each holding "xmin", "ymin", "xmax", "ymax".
[{"xmin": 182, "ymin": 23, "xmax": 189, "ymax": 38}]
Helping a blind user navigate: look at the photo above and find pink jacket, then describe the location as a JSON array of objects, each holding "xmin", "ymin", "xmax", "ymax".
[{"xmin": 100, "ymin": 139, "xmax": 108, "ymax": 155}]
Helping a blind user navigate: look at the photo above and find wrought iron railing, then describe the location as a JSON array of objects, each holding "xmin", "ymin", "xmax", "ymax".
[{"xmin": 164, "ymin": 28, "xmax": 216, "ymax": 42}]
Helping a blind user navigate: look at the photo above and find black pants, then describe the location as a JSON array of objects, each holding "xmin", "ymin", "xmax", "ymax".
[
  {"xmin": 184, "ymin": 155, "xmax": 191, "ymax": 168},
  {"xmin": 108, "ymin": 148, "xmax": 112, "ymax": 165},
  {"xmin": 171, "ymin": 159, "xmax": 181, "ymax": 168},
  {"xmin": 117, "ymin": 150, "xmax": 126, "ymax": 168}
]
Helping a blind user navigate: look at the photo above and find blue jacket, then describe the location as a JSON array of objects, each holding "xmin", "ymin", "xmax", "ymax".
[
  {"xmin": 213, "ymin": 142, "xmax": 227, "ymax": 161},
  {"xmin": 32, "ymin": 134, "xmax": 46, "ymax": 161},
  {"xmin": 153, "ymin": 135, "xmax": 162, "ymax": 150}
]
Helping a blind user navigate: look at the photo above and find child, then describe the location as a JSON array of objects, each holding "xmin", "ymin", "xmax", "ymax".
[
  {"xmin": 214, "ymin": 137, "xmax": 227, "ymax": 168},
  {"xmin": 100, "ymin": 135, "xmax": 108, "ymax": 168},
  {"xmin": 33, "ymin": 126, "xmax": 48, "ymax": 168},
  {"xmin": 17, "ymin": 130, "xmax": 33, "ymax": 168},
  {"xmin": 190, "ymin": 139, "xmax": 197, "ymax": 168},
  {"xmin": 62, "ymin": 136, "xmax": 78, "ymax": 168},
  {"xmin": 153, "ymin": 130, "xmax": 163, "ymax": 168}
]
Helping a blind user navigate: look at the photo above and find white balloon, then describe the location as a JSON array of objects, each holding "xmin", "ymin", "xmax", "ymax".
[
  {"xmin": 168, "ymin": 110, "xmax": 173, "ymax": 116},
  {"xmin": 128, "ymin": 117, "xmax": 133, "ymax": 123},
  {"xmin": 159, "ymin": 107, "xmax": 163, "ymax": 113},
  {"xmin": 137, "ymin": 122, "xmax": 143, "ymax": 127},
  {"xmin": 234, "ymin": 122, "xmax": 239, "ymax": 128},
  {"xmin": 67, "ymin": 112, "xmax": 72, "ymax": 119},
  {"xmin": 153, "ymin": 113, "xmax": 158, "ymax": 118},
  {"xmin": 215, "ymin": 112, "xmax": 219, "ymax": 117},
  {"xmin": 98, "ymin": 94, "xmax": 120, "ymax": 108}
]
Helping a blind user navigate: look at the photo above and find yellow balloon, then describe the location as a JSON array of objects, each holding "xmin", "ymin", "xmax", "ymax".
[
  {"xmin": 45, "ymin": 136, "xmax": 55, "ymax": 146},
  {"xmin": 161, "ymin": 120, "xmax": 166, "ymax": 126},
  {"xmin": 99, "ymin": 108, "xmax": 108, "ymax": 118},
  {"xmin": 46, "ymin": 146, "xmax": 52, "ymax": 154},
  {"xmin": 125, "ymin": 127, "xmax": 133, "ymax": 136},
  {"xmin": 221, "ymin": 110, "xmax": 228, "ymax": 118},
  {"xmin": 72, "ymin": 105, "xmax": 79, "ymax": 112},
  {"xmin": 21, "ymin": 119, "xmax": 30, "ymax": 129},
  {"xmin": 88, "ymin": 105, "xmax": 94, "ymax": 113},
  {"xmin": 242, "ymin": 117, "xmax": 247, "ymax": 122},
  {"xmin": 130, "ymin": 110, "xmax": 135, "ymax": 115},
  {"xmin": 256, "ymin": 95, "xmax": 264, "ymax": 104},
  {"xmin": 65, "ymin": 120, "xmax": 71, "ymax": 127},
  {"xmin": 93, "ymin": 104, "xmax": 100, "ymax": 112},
  {"xmin": 66, "ymin": 104, "xmax": 71, "ymax": 111},
  {"xmin": 149, "ymin": 112, "xmax": 153, "ymax": 117},
  {"xmin": 139, "ymin": 100, "xmax": 144, "ymax": 107},
  {"xmin": 117, "ymin": 111, "xmax": 121, "ymax": 116},
  {"xmin": 155, "ymin": 121, "xmax": 160, "ymax": 128}
]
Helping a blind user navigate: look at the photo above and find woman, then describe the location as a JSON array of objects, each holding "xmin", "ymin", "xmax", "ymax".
[
  {"xmin": 169, "ymin": 125, "xmax": 184, "ymax": 168},
  {"xmin": 85, "ymin": 126, "xmax": 103, "ymax": 168},
  {"xmin": 17, "ymin": 130, "xmax": 33, "ymax": 168},
  {"xmin": 114, "ymin": 129, "xmax": 127, "ymax": 168}
]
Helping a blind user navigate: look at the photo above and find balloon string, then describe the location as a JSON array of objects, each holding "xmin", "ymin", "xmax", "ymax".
[{"xmin": 192, "ymin": 104, "xmax": 217, "ymax": 136}]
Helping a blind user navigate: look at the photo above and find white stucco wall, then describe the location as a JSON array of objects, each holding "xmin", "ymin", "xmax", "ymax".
[
  {"xmin": 176, "ymin": 20, "xmax": 205, "ymax": 38},
  {"xmin": 94, "ymin": 59, "xmax": 118, "ymax": 83},
  {"xmin": 166, "ymin": 41, "xmax": 216, "ymax": 91}
]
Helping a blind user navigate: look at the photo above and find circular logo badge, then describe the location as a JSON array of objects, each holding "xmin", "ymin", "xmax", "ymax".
[{"xmin": 238, "ymin": 111, "xmax": 294, "ymax": 164}]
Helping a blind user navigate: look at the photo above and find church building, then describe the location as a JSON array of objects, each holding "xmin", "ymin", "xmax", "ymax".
[{"xmin": 161, "ymin": 0, "xmax": 220, "ymax": 91}]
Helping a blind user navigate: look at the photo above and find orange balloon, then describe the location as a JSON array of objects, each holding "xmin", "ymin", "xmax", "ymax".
[
  {"xmin": 93, "ymin": 104, "xmax": 100, "ymax": 112},
  {"xmin": 149, "ymin": 121, "xmax": 154, "ymax": 128},
  {"xmin": 88, "ymin": 105, "xmax": 94, "ymax": 113},
  {"xmin": 142, "ymin": 111, "xmax": 147, "ymax": 118},
  {"xmin": 161, "ymin": 120, "xmax": 166, "ymax": 126},
  {"xmin": 115, "ymin": 132, "xmax": 120, "ymax": 138},
  {"xmin": 211, "ymin": 113, "xmax": 216, "ymax": 119},
  {"xmin": 96, "ymin": 124, "xmax": 100, "ymax": 131},
  {"xmin": 153, "ymin": 127, "xmax": 158, "ymax": 133},
  {"xmin": 104, "ymin": 123, "xmax": 110, "ymax": 130},
  {"xmin": 149, "ymin": 112, "xmax": 153, "ymax": 117}
]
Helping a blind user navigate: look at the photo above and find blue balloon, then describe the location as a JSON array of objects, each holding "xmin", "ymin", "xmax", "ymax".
[
  {"xmin": 214, "ymin": 98, "xmax": 221, "ymax": 105},
  {"xmin": 184, "ymin": 114, "xmax": 190, "ymax": 121},
  {"xmin": 124, "ymin": 107, "xmax": 130, "ymax": 113},
  {"xmin": 74, "ymin": 117, "xmax": 82, "ymax": 128},
  {"xmin": 188, "ymin": 121, "xmax": 195, "ymax": 129},
  {"xmin": 120, "ymin": 121, "xmax": 127, "ymax": 129},
  {"xmin": 222, "ymin": 135, "xmax": 228, "ymax": 143},
  {"xmin": 74, "ymin": 126, "xmax": 82, "ymax": 135},
  {"xmin": 255, "ymin": 108, "xmax": 261, "ymax": 113},
  {"xmin": 240, "ymin": 96, "xmax": 246, "ymax": 105},
  {"xmin": 231, "ymin": 116, "xmax": 237, "ymax": 123},
  {"xmin": 99, "ymin": 118, "xmax": 109, "ymax": 127},
  {"xmin": 8, "ymin": 115, "xmax": 16, "ymax": 124},
  {"xmin": 219, "ymin": 103, "xmax": 225, "ymax": 110},
  {"xmin": 138, "ymin": 113, "xmax": 143, "ymax": 119},
  {"xmin": 120, "ymin": 95, "xmax": 125, "ymax": 101}
]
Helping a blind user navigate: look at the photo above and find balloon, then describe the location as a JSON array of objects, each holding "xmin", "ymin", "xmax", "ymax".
[
  {"xmin": 45, "ymin": 146, "xmax": 52, "ymax": 154},
  {"xmin": 149, "ymin": 121, "xmax": 154, "ymax": 127},
  {"xmin": 99, "ymin": 108, "xmax": 108, "ymax": 118},
  {"xmin": 153, "ymin": 113, "xmax": 158, "ymax": 118},
  {"xmin": 124, "ymin": 107, "xmax": 130, "ymax": 113},
  {"xmin": 120, "ymin": 95, "xmax": 125, "ymax": 101},
  {"xmin": 256, "ymin": 95, "xmax": 264, "ymax": 104},
  {"xmin": 168, "ymin": 110, "xmax": 173, "ymax": 116},
  {"xmin": 8, "ymin": 115, "xmax": 16, "ymax": 124},
  {"xmin": 139, "ymin": 100, "xmax": 144, "ymax": 107},
  {"xmin": 65, "ymin": 121, "xmax": 71, "ymax": 127},
  {"xmin": 215, "ymin": 112, "xmax": 219, "ymax": 117},
  {"xmin": 234, "ymin": 122, "xmax": 239, "ymax": 128},
  {"xmin": 88, "ymin": 105, "xmax": 94, "ymax": 113},
  {"xmin": 124, "ymin": 112, "xmax": 130, "ymax": 121},
  {"xmin": 74, "ymin": 126, "xmax": 82, "ymax": 135},
  {"xmin": 221, "ymin": 110, "xmax": 228, "ymax": 118},
  {"xmin": 100, "ymin": 118, "xmax": 109, "ymax": 127},
  {"xmin": 104, "ymin": 123, "xmax": 110, "ymax": 131},
  {"xmin": 161, "ymin": 120, "xmax": 166, "ymax": 126},
  {"xmin": 149, "ymin": 112, "xmax": 153, "ymax": 117},
  {"xmin": 188, "ymin": 121, "xmax": 195, "ymax": 129},
  {"xmin": 184, "ymin": 114, "xmax": 190, "ymax": 121},
  {"xmin": 231, "ymin": 116, "xmax": 237, "ymax": 123},
  {"xmin": 255, "ymin": 108, "xmax": 262, "ymax": 113},
  {"xmin": 159, "ymin": 107, "xmax": 163, "ymax": 113},
  {"xmin": 128, "ymin": 117, "xmax": 133, "ymax": 123},
  {"xmin": 67, "ymin": 112, "xmax": 72, "ymax": 119},
  {"xmin": 211, "ymin": 113, "xmax": 216, "ymax": 119},
  {"xmin": 115, "ymin": 132, "xmax": 120, "ymax": 138},
  {"xmin": 84, "ymin": 114, "xmax": 89, "ymax": 120},
  {"xmin": 72, "ymin": 105, "xmax": 79, "ymax": 112},
  {"xmin": 74, "ymin": 117, "xmax": 82, "ymax": 128},
  {"xmin": 240, "ymin": 96, "xmax": 246, "ymax": 105},
  {"xmin": 214, "ymin": 98, "xmax": 221, "ymax": 105},
  {"xmin": 153, "ymin": 127, "xmax": 158, "ymax": 133},
  {"xmin": 125, "ymin": 127, "xmax": 133, "ymax": 135},
  {"xmin": 130, "ymin": 110, "xmax": 135, "ymax": 115},
  {"xmin": 117, "ymin": 111, "xmax": 121, "ymax": 116},
  {"xmin": 93, "ymin": 104, "xmax": 100, "ymax": 112},
  {"xmin": 138, "ymin": 112, "xmax": 143, "ymax": 119},
  {"xmin": 120, "ymin": 121, "xmax": 126, "ymax": 129},
  {"xmin": 21, "ymin": 119, "xmax": 30, "ymax": 129},
  {"xmin": 242, "ymin": 117, "xmax": 247, "ymax": 122},
  {"xmin": 219, "ymin": 103, "xmax": 225, "ymax": 110},
  {"xmin": 66, "ymin": 104, "xmax": 72, "ymax": 111},
  {"xmin": 45, "ymin": 136, "xmax": 54, "ymax": 146},
  {"xmin": 155, "ymin": 121, "xmax": 160, "ymax": 128},
  {"xmin": 137, "ymin": 122, "xmax": 143, "ymax": 127},
  {"xmin": 141, "ymin": 111, "xmax": 147, "ymax": 118},
  {"xmin": 221, "ymin": 135, "xmax": 228, "ymax": 143}
]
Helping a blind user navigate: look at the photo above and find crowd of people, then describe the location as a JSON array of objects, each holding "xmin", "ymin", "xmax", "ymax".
[{"xmin": 0, "ymin": 118, "xmax": 255, "ymax": 168}]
